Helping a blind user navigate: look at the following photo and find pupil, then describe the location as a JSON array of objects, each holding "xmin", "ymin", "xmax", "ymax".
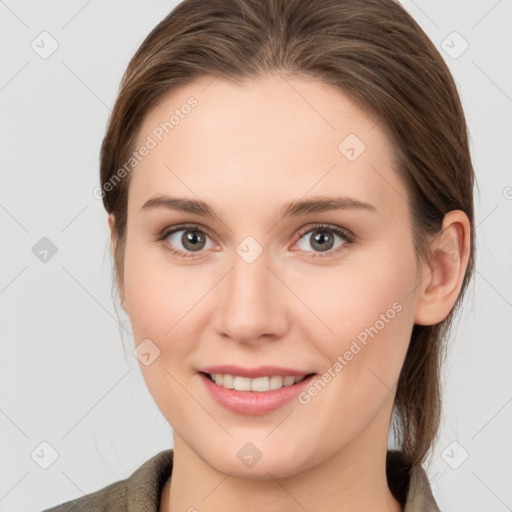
[
  {"xmin": 183, "ymin": 231, "xmax": 205, "ymax": 251},
  {"xmin": 312, "ymin": 231, "xmax": 333, "ymax": 252}
]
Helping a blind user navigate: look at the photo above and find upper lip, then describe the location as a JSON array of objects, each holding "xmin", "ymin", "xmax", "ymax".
[{"xmin": 199, "ymin": 365, "xmax": 316, "ymax": 379}]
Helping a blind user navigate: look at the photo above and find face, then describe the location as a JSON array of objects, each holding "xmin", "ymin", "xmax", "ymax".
[{"xmin": 118, "ymin": 74, "xmax": 424, "ymax": 478}]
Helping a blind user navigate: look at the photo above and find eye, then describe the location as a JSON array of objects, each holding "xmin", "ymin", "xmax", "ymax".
[
  {"xmin": 293, "ymin": 223, "xmax": 354, "ymax": 257},
  {"xmin": 158, "ymin": 224, "xmax": 216, "ymax": 258},
  {"xmin": 157, "ymin": 222, "xmax": 354, "ymax": 259}
]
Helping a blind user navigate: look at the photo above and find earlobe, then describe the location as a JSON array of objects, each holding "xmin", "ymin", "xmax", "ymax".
[{"xmin": 413, "ymin": 210, "xmax": 471, "ymax": 326}]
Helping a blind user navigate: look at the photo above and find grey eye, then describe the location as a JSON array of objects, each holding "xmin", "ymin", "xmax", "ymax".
[
  {"xmin": 296, "ymin": 228, "xmax": 347, "ymax": 253},
  {"xmin": 167, "ymin": 229, "xmax": 212, "ymax": 252}
]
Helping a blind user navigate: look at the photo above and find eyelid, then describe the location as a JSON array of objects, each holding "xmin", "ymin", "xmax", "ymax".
[
  {"xmin": 291, "ymin": 222, "xmax": 355, "ymax": 258},
  {"xmin": 157, "ymin": 223, "xmax": 220, "ymax": 257},
  {"xmin": 157, "ymin": 222, "xmax": 355, "ymax": 258},
  {"xmin": 158, "ymin": 222, "xmax": 354, "ymax": 242},
  {"xmin": 158, "ymin": 222, "xmax": 216, "ymax": 241},
  {"xmin": 295, "ymin": 223, "xmax": 355, "ymax": 243}
]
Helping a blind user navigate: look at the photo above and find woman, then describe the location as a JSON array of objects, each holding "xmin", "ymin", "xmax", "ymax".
[{"xmin": 44, "ymin": 0, "xmax": 475, "ymax": 510}]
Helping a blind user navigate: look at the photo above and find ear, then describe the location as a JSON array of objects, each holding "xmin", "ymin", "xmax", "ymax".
[
  {"xmin": 107, "ymin": 214, "xmax": 127, "ymax": 310},
  {"xmin": 414, "ymin": 210, "xmax": 471, "ymax": 326}
]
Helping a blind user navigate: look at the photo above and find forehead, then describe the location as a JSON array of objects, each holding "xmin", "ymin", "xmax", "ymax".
[{"xmin": 129, "ymin": 75, "xmax": 408, "ymax": 222}]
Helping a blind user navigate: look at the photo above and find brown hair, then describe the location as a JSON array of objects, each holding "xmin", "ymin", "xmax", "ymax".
[{"xmin": 100, "ymin": 0, "xmax": 476, "ymax": 467}]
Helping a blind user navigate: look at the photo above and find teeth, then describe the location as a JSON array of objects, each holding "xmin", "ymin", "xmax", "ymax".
[{"xmin": 209, "ymin": 373, "xmax": 307, "ymax": 392}]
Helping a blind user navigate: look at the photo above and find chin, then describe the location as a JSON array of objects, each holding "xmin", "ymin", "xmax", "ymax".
[{"xmin": 199, "ymin": 438, "xmax": 314, "ymax": 480}]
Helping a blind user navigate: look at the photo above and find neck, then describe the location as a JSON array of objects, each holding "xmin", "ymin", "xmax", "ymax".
[{"xmin": 161, "ymin": 402, "xmax": 403, "ymax": 512}]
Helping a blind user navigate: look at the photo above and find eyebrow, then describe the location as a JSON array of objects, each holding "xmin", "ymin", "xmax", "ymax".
[{"xmin": 141, "ymin": 195, "xmax": 377, "ymax": 220}]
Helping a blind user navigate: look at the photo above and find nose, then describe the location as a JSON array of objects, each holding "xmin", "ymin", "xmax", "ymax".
[{"xmin": 212, "ymin": 248, "xmax": 289, "ymax": 344}]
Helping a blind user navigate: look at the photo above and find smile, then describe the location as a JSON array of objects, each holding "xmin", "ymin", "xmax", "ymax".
[
  {"xmin": 198, "ymin": 371, "xmax": 318, "ymax": 415},
  {"xmin": 203, "ymin": 372, "xmax": 314, "ymax": 392}
]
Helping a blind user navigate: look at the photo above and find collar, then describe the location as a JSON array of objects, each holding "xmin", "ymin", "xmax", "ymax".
[
  {"xmin": 126, "ymin": 449, "xmax": 440, "ymax": 511},
  {"xmin": 46, "ymin": 448, "xmax": 440, "ymax": 511}
]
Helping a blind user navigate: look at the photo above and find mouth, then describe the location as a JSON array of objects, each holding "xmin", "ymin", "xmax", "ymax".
[
  {"xmin": 198, "ymin": 370, "xmax": 318, "ymax": 415},
  {"xmin": 199, "ymin": 371, "xmax": 318, "ymax": 393}
]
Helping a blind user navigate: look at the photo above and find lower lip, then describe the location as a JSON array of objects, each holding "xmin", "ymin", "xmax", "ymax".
[{"xmin": 198, "ymin": 372, "xmax": 317, "ymax": 415}]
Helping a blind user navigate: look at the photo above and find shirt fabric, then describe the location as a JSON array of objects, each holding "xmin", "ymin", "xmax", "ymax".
[{"xmin": 42, "ymin": 449, "xmax": 441, "ymax": 511}]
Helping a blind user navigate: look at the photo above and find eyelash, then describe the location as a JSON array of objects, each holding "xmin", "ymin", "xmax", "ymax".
[{"xmin": 157, "ymin": 223, "xmax": 355, "ymax": 259}]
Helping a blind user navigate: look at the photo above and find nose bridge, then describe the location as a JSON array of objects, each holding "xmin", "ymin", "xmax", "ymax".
[{"xmin": 213, "ymin": 244, "xmax": 286, "ymax": 342}]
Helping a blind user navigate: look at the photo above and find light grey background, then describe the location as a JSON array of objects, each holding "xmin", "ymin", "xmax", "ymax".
[{"xmin": 1, "ymin": 1, "xmax": 511, "ymax": 511}]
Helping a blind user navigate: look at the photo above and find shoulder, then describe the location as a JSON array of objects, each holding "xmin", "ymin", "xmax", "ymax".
[
  {"xmin": 41, "ymin": 449, "xmax": 174, "ymax": 512},
  {"xmin": 387, "ymin": 450, "xmax": 441, "ymax": 512},
  {"xmin": 406, "ymin": 464, "xmax": 441, "ymax": 512}
]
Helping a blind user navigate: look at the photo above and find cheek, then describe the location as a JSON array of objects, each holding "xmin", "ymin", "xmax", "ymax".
[
  {"xmin": 290, "ymin": 262, "xmax": 415, "ymax": 436},
  {"xmin": 122, "ymin": 236, "xmax": 189, "ymax": 339},
  {"xmin": 293, "ymin": 245, "xmax": 417, "ymax": 383},
  {"xmin": 122, "ymin": 235, "xmax": 214, "ymax": 399},
  {"xmin": 122, "ymin": 239, "xmax": 200, "ymax": 422}
]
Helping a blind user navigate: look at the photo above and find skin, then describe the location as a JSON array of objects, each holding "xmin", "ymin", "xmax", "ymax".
[{"xmin": 108, "ymin": 74, "xmax": 470, "ymax": 512}]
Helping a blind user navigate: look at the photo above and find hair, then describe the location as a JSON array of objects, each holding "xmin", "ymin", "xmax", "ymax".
[{"xmin": 100, "ymin": 0, "xmax": 476, "ymax": 468}]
